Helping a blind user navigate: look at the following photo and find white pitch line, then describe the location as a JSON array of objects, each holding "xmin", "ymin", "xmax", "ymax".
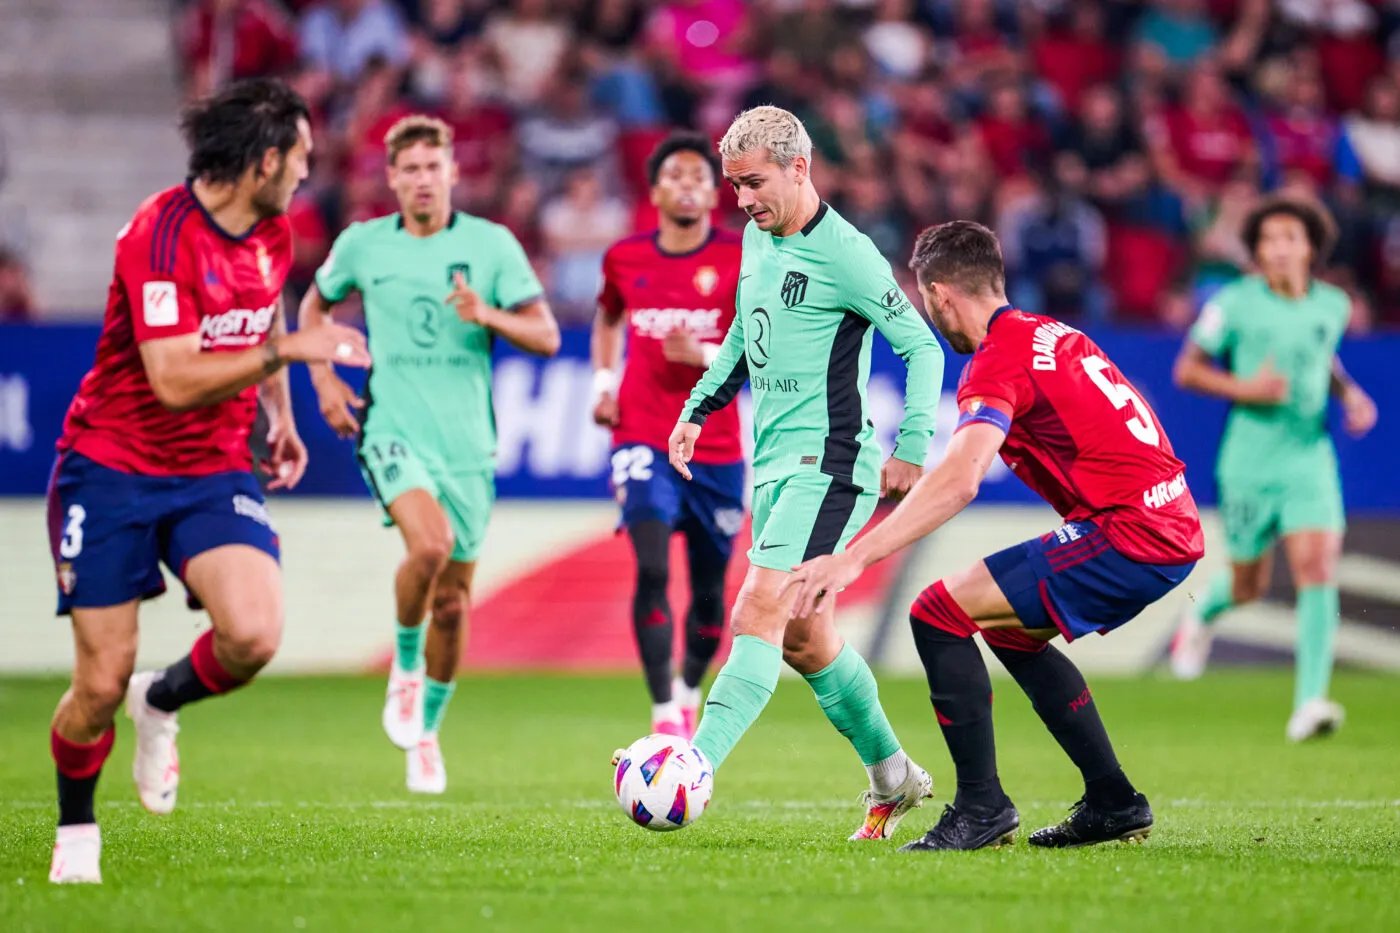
[{"xmin": 4, "ymin": 799, "xmax": 1397, "ymax": 812}]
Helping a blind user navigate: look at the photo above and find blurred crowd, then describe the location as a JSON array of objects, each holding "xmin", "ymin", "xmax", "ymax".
[{"xmin": 20, "ymin": 0, "xmax": 1400, "ymax": 330}]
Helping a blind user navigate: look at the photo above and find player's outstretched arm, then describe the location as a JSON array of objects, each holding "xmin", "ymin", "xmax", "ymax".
[
  {"xmin": 259, "ymin": 297, "xmax": 308, "ymax": 490},
  {"xmin": 783, "ymin": 422, "xmax": 1003, "ymax": 618},
  {"xmin": 1172, "ymin": 340, "xmax": 1288, "ymax": 405},
  {"xmin": 297, "ymin": 284, "xmax": 365, "ymax": 437},
  {"xmin": 139, "ymin": 319, "xmax": 370, "ymax": 413},
  {"xmin": 1331, "ymin": 357, "xmax": 1378, "ymax": 438},
  {"xmin": 590, "ymin": 303, "xmax": 625, "ymax": 427}
]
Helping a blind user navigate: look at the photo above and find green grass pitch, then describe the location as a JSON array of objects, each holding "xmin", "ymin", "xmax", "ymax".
[{"xmin": 1, "ymin": 672, "xmax": 1397, "ymax": 932}]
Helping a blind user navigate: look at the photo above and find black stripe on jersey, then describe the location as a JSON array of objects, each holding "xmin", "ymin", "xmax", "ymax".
[
  {"xmin": 149, "ymin": 190, "xmax": 194, "ymax": 274},
  {"xmin": 819, "ymin": 310, "xmax": 870, "ymax": 480},
  {"xmin": 160, "ymin": 201, "xmax": 197, "ymax": 275},
  {"xmin": 802, "ymin": 475, "xmax": 861, "ymax": 562},
  {"xmin": 801, "ymin": 202, "xmax": 830, "ymax": 237},
  {"xmin": 688, "ymin": 355, "xmax": 749, "ymax": 424},
  {"xmin": 353, "ymin": 367, "xmax": 384, "ymax": 503}
]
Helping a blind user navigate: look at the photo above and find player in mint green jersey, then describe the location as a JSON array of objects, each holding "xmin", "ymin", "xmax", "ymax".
[
  {"xmin": 300, "ymin": 116, "xmax": 560, "ymax": 790},
  {"xmin": 647, "ymin": 106, "xmax": 945, "ymax": 840},
  {"xmin": 1171, "ymin": 195, "xmax": 1377, "ymax": 741}
]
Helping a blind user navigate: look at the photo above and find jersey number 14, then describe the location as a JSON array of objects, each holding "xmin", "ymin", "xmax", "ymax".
[{"xmin": 1082, "ymin": 356, "xmax": 1160, "ymax": 447}]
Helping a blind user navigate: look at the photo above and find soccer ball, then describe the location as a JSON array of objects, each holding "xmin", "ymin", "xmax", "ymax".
[{"xmin": 613, "ymin": 734, "xmax": 713, "ymax": 831}]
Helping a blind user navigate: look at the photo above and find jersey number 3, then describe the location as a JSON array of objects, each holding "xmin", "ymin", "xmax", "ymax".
[{"xmin": 1082, "ymin": 356, "xmax": 1160, "ymax": 447}]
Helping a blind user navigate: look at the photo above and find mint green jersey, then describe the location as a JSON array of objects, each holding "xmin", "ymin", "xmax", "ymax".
[
  {"xmin": 680, "ymin": 202, "xmax": 944, "ymax": 490},
  {"xmin": 1189, "ymin": 275, "xmax": 1349, "ymax": 485},
  {"xmin": 315, "ymin": 212, "xmax": 543, "ymax": 471}
]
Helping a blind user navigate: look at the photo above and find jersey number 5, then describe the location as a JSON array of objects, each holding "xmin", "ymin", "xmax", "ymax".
[{"xmin": 1082, "ymin": 356, "xmax": 1160, "ymax": 447}]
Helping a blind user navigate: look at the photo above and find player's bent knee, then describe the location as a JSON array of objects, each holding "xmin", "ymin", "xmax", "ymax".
[
  {"xmin": 431, "ymin": 591, "xmax": 468, "ymax": 629},
  {"xmin": 73, "ymin": 669, "xmax": 131, "ymax": 719},
  {"xmin": 219, "ymin": 620, "xmax": 282, "ymax": 672},
  {"xmin": 406, "ymin": 539, "xmax": 454, "ymax": 578}
]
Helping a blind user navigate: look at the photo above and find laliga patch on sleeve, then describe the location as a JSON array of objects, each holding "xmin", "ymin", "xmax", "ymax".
[
  {"xmin": 143, "ymin": 281, "xmax": 179, "ymax": 327},
  {"xmin": 141, "ymin": 280, "xmax": 177, "ymax": 326},
  {"xmin": 1195, "ymin": 302, "xmax": 1224, "ymax": 341}
]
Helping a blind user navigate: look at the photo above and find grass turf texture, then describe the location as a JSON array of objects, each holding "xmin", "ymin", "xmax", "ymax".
[{"xmin": 1, "ymin": 672, "xmax": 1396, "ymax": 932}]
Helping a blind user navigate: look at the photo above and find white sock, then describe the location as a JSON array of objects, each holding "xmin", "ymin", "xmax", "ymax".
[
  {"xmin": 652, "ymin": 700, "xmax": 681, "ymax": 725},
  {"xmin": 867, "ymin": 749, "xmax": 911, "ymax": 797},
  {"xmin": 672, "ymin": 678, "xmax": 701, "ymax": 709}
]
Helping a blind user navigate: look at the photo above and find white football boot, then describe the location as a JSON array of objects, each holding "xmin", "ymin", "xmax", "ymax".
[
  {"xmin": 851, "ymin": 760, "xmax": 935, "ymax": 840},
  {"xmin": 1169, "ymin": 604, "xmax": 1213, "ymax": 681},
  {"xmin": 125, "ymin": 671, "xmax": 180, "ymax": 815},
  {"xmin": 382, "ymin": 660, "xmax": 425, "ymax": 750},
  {"xmin": 407, "ymin": 734, "xmax": 447, "ymax": 794},
  {"xmin": 49, "ymin": 823, "xmax": 102, "ymax": 884},
  {"xmin": 1286, "ymin": 698, "xmax": 1346, "ymax": 742}
]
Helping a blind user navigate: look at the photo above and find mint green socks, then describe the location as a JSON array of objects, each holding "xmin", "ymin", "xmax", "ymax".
[
  {"xmin": 1197, "ymin": 571, "xmax": 1235, "ymax": 626},
  {"xmin": 395, "ymin": 623, "xmax": 424, "ymax": 672},
  {"xmin": 1294, "ymin": 585, "xmax": 1340, "ymax": 709},
  {"xmin": 423, "ymin": 677, "xmax": 456, "ymax": 735},
  {"xmin": 803, "ymin": 643, "xmax": 903, "ymax": 767},
  {"xmin": 691, "ymin": 635, "xmax": 782, "ymax": 770}
]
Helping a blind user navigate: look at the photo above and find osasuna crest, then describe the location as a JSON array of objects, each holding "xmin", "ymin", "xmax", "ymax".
[
  {"xmin": 255, "ymin": 243, "xmax": 272, "ymax": 286},
  {"xmin": 693, "ymin": 265, "xmax": 719, "ymax": 297},
  {"xmin": 57, "ymin": 562, "xmax": 76, "ymax": 596},
  {"xmin": 781, "ymin": 271, "xmax": 808, "ymax": 308},
  {"xmin": 447, "ymin": 262, "xmax": 471, "ymax": 285}
]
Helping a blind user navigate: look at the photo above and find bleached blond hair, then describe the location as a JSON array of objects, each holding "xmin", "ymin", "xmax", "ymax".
[{"xmin": 719, "ymin": 106, "xmax": 812, "ymax": 169}]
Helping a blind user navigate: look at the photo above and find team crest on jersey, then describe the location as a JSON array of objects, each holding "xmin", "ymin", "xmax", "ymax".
[
  {"xmin": 255, "ymin": 244, "xmax": 272, "ymax": 286},
  {"xmin": 447, "ymin": 262, "xmax": 471, "ymax": 285},
  {"xmin": 693, "ymin": 265, "xmax": 719, "ymax": 297},
  {"xmin": 57, "ymin": 562, "xmax": 76, "ymax": 596},
  {"xmin": 968, "ymin": 397, "xmax": 984, "ymax": 413},
  {"xmin": 781, "ymin": 271, "xmax": 808, "ymax": 308}
]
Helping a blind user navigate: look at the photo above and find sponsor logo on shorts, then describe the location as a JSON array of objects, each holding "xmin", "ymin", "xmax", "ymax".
[
  {"xmin": 1053, "ymin": 523, "xmax": 1083, "ymax": 545},
  {"xmin": 233, "ymin": 494, "xmax": 273, "ymax": 528},
  {"xmin": 200, "ymin": 302, "xmax": 277, "ymax": 349},
  {"xmin": 714, "ymin": 507, "xmax": 743, "ymax": 538},
  {"xmin": 1143, "ymin": 473, "xmax": 1188, "ymax": 509}
]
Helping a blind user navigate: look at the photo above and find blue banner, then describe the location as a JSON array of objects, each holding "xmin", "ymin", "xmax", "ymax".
[{"xmin": 1, "ymin": 323, "xmax": 1394, "ymax": 510}]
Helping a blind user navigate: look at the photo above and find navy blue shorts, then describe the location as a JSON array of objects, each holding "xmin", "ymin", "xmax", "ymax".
[
  {"xmin": 611, "ymin": 443, "xmax": 745, "ymax": 561},
  {"xmin": 985, "ymin": 520, "xmax": 1195, "ymax": 642},
  {"xmin": 45, "ymin": 452, "xmax": 280, "ymax": 616}
]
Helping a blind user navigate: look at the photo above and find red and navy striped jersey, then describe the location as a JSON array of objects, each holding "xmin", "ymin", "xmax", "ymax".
[
  {"xmin": 58, "ymin": 183, "xmax": 292, "ymax": 476},
  {"xmin": 598, "ymin": 229, "xmax": 744, "ymax": 464},
  {"xmin": 956, "ymin": 307, "xmax": 1204, "ymax": 564}
]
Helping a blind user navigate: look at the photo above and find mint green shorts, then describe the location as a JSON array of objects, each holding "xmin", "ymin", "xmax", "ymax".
[
  {"xmin": 748, "ymin": 472, "xmax": 878, "ymax": 572},
  {"xmin": 1219, "ymin": 471, "xmax": 1345, "ymax": 562},
  {"xmin": 357, "ymin": 434, "xmax": 494, "ymax": 563}
]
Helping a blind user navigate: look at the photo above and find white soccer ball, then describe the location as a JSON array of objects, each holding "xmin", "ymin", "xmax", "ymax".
[{"xmin": 613, "ymin": 734, "xmax": 713, "ymax": 831}]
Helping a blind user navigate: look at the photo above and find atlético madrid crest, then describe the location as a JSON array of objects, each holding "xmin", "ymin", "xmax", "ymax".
[
  {"xmin": 693, "ymin": 266, "xmax": 719, "ymax": 297},
  {"xmin": 781, "ymin": 270, "xmax": 808, "ymax": 308}
]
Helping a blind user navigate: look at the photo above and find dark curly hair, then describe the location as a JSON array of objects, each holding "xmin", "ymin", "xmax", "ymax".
[
  {"xmin": 181, "ymin": 77, "xmax": 310, "ymax": 185},
  {"xmin": 1241, "ymin": 195, "xmax": 1338, "ymax": 270},
  {"xmin": 645, "ymin": 131, "xmax": 720, "ymax": 187}
]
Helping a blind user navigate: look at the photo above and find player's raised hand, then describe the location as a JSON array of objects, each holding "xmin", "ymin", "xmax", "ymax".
[
  {"xmin": 880, "ymin": 456, "xmax": 922, "ymax": 501},
  {"xmin": 782, "ymin": 551, "xmax": 864, "ymax": 619},
  {"xmin": 661, "ymin": 327, "xmax": 706, "ymax": 367},
  {"xmin": 282, "ymin": 323, "xmax": 371, "ymax": 368},
  {"xmin": 263, "ymin": 416, "xmax": 309, "ymax": 490},
  {"xmin": 1238, "ymin": 357, "xmax": 1289, "ymax": 405},
  {"xmin": 311, "ymin": 370, "xmax": 366, "ymax": 438},
  {"xmin": 1342, "ymin": 383, "xmax": 1378, "ymax": 438},
  {"xmin": 447, "ymin": 271, "xmax": 487, "ymax": 325},
  {"xmin": 668, "ymin": 421, "xmax": 700, "ymax": 481}
]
